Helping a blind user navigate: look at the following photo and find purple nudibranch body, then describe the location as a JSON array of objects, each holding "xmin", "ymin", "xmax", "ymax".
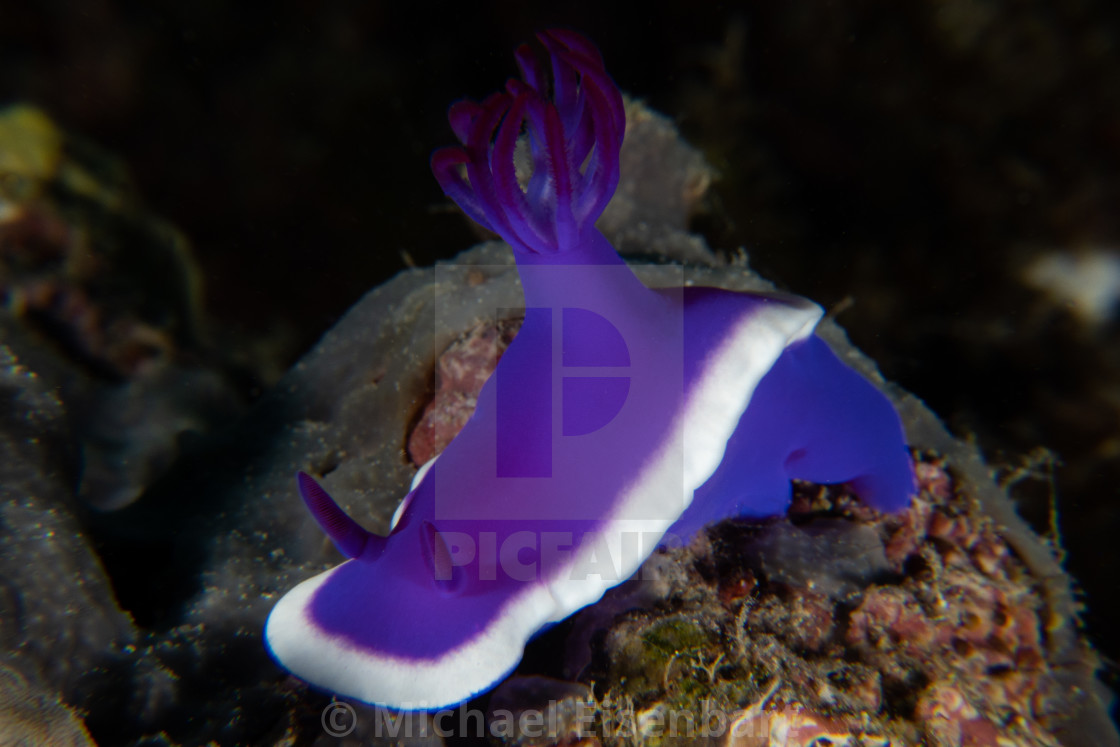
[{"xmin": 265, "ymin": 29, "xmax": 916, "ymax": 709}]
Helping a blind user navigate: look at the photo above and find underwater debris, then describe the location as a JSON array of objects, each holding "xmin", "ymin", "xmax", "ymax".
[
  {"xmin": 0, "ymin": 104, "xmax": 243, "ymax": 510},
  {"xmin": 0, "ymin": 104, "xmax": 203, "ymax": 378},
  {"xmin": 1023, "ymin": 248, "xmax": 1120, "ymax": 326}
]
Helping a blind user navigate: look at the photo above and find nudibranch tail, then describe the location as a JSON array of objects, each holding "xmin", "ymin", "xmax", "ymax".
[{"xmin": 431, "ymin": 29, "xmax": 625, "ymax": 256}]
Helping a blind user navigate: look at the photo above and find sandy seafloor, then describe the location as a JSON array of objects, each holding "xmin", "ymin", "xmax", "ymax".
[{"xmin": 1, "ymin": 3, "xmax": 1118, "ymax": 745}]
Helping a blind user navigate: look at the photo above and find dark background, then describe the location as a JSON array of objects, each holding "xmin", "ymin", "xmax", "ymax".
[{"xmin": 2, "ymin": 0, "xmax": 1118, "ymax": 691}]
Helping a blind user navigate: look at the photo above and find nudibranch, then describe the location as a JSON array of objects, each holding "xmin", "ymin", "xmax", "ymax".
[{"xmin": 265, "ymin": 29, "xmax": 915, "ymax": 709}]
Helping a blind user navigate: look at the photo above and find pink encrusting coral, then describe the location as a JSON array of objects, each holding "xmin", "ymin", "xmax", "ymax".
[{"xmin": 562, "ymin": 455, "xmax": 1079, "ymax": 746}]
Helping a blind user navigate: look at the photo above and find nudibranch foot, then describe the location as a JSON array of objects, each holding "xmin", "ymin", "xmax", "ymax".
[{"xmin": 266, "ymin": 281, "xmax": 835, "ymax": 709}]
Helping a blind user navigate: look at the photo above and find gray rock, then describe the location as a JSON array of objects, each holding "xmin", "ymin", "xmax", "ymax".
[{"xmin": 0, "ymin": 343, "xmax": 135, "ymax": 728}]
